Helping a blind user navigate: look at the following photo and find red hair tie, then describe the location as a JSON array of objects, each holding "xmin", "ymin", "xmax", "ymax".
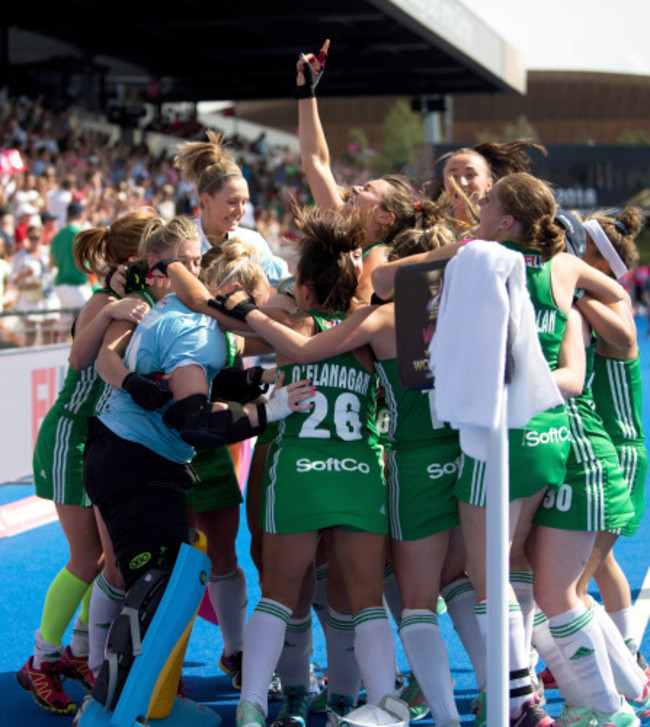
[{"xmin": 414, "ymin": 201, "xmax": 422, "ymax": 213}]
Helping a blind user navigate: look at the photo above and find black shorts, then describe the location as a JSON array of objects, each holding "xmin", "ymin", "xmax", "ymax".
[{"xmin": 83, "ymin": 417, "xmax": 196, "ymax": 590}]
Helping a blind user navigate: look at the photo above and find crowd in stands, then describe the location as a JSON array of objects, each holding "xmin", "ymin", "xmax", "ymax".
[
  {"xmin": 0, "ymin": 95, "xmax": 311, "ymax": 343},
  {"xmin": 0, "ymin": 93, "xmax": 648, "ymax": 347}
]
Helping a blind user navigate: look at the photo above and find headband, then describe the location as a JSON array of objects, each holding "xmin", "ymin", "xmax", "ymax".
[
  {"xmin": 583, "ymin": 219, "xmax": 628, "ymax": 280},
  {"xmin": 216, "ymin": 258, "xmax": 249, "ymax": 291},
  {"xmin": 200, "ymin": 171, "xmax": 241, "ymax": 196}
]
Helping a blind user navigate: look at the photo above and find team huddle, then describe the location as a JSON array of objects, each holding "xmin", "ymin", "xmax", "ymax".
[{"xmin": 16, "ymin": 40, "xmax": 649, "ymax": 727}]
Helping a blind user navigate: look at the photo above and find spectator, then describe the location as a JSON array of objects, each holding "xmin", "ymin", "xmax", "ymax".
[
  {"xmin": 46, "ymin": 173, "xmax": 76, "ymax": 230},
  {"xmin": 0, "ymin": 236, "xmax": 12, "ymax": 310},
  {"xmin": 49, "ymin": 201, "xmax": 92, "ymax": 331},
  {"xmin": 10, "ymin": 223, "xmax": 59, "ymax": 346},
  {"xmin": 40, "ymin": 211, "xmax": 58, "ymax": 246}
]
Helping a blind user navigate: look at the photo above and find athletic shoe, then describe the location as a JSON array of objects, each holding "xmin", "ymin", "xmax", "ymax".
[
  {"xmin": 590, "ymin": 696, "xmax": 640, "ymax": 727},
  {"xmin": 472, "ymin": 689, "xmax": 487, "ymax": 727},
  {"xmin": 510, "ymin": 696, "xmax": 555, "ymax": 726},
  {"xmin": 554, "ymin": 703, "xmax": 597, "ymax": 726},
  {"xmin": 270, "ymin": 685, "xmax": 310, "ymax": 727},
  {"xmin": 309, "ymin": 689, "xmax": 328, "ymax": 713},
  {"xmin": 60, "ymin": 645, "xmax": 94, "ymax": 691},
  {"xmin": 401, "ymin": 675, "xmax": 430, "ymax": 721},
  {"xmin": 628, "ymin": 684, "xmax": 650, "ymax": 724},
  {"xmin": 325, "ymin": 693, "xmax": 356, "ymax": 727},
  {"xmin": 16, "ymin": 657, "xmax": 76, "ymax": 714},
  {"xmin": 219, "ymin": 650, "xmax": 243, "ymax": 690},
  {"xmin": 237, "ymin": 700, "xmax": 267, "ymax": 727},
  {"xmin": 538, "ymin": 667, "xmax": 558, "ymax": 690}
]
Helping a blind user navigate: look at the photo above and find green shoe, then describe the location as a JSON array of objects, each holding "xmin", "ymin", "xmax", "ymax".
[
  {"xmin": 309, "ymin": 689, "xmax": 328, "ymax": 713},
  {"xmin": 237, "ymin": 700, "xmax": 266, "ymax": 727},
  {"xmin": 271, "ymin": 686, "xmax": 310, "ymax": 727},
  {"xmin": 401, "ymin": 675, "xmax": 430, "ymax": 722},
  {"xmin": 554, "ymin": 703, "xmax": 597, "ymax": 727},
  {"xmin": 591, "ymin": 696, "xmax": 640, "ymax": 727}
]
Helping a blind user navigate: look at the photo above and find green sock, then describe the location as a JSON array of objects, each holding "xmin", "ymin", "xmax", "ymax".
[
  {"xmin": 79, "ymin": 579, "xmax": 94, "ymax": 626},
  {"xmin": 40, "ymin": 567, "xmax": 90, "ymax": 645}
]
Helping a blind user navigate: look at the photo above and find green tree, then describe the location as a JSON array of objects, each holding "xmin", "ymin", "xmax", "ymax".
[
  {"xmin": 617, "ymin": 129, "xmax": 650, "ymax": 145},
  {"xmin": 502, "ymin": 115, "xmax": 540, "ymax": 143},
  {"xmin": 380, "ymin": 100, "xmax": 424, "ymax": 170}
]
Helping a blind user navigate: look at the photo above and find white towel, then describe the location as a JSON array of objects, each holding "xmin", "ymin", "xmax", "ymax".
[{"xmin": 428, "ymin": 240, "xmax": 563, "ymax": 460}]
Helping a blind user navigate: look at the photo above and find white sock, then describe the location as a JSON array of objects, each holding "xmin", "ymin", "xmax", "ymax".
[
  {"xmin": 549, "ymin": 603, "xmax": 620, "ymax": 714},
  {"xmin": 353, "ymin": 607, "xmax": 396, "ymax": 706},
  {"xmin": 511, "ymin": 572, "xmax": 535, "ymax": 656},
  {"xmin": 33, "ymin": 629, "xmax": 63, "ymax": 669},
  {"xmin": 399, "ymin": 609, "xmax": 459, "ymax": 725},
  {"xmin": 208, "ymin": 567, "xmax": 247, "ymax": 656},
  {"xmin": 506, "ymin": 603, "xmax": 535, "ymax": 715},
  {"xmin": 240, "ymin": 598, "xmax": 291, "ymax": 715},
  {"xmin": 312, "ymin": 563, "xmax": 329, "ymax": 636},
  {"xmin": 326, "ymin": 608, "xmax": 361, "ymax": 702},
  {"xmin": 476, "ymin": 600, "xmax": 535, "ymax": 713},
  {"xmin": 70, "ymin": 615, "xmax": 89, "ymax": 658},
  {"xmin": 442, "ymin": 577, "xmax": 487, "ymax": 690},
  {"xmin": 276, "ymin": 614, "xmax": 312, "ymax": 691},
  {"xmin": 88, "ymin": 573, "xmax": 124, "ymax": 677},
  {"xmin": 607, "ymin": 606, "xmax": 640, "ymax": 657},
  {"xmin": 590, "ymin": 598, "xmax": 646, "ymax": 699},
  {"xmin": 532, "ymin": 609, "xmax": 581, "ymax": 705}
]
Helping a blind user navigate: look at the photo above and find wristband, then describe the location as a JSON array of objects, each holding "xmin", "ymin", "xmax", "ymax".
[
  {"xmin": 150, "ymin": 258, "xmax": 179, "ymax": 276},
  {"xmin": 295, "ymin": 57, "xmax": 325, "ymax": 99},
  {"xmin": 208, "ymin": 293, "xmax": 258, "ymax": 321}
]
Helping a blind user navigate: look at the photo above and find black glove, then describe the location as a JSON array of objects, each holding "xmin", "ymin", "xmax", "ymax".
[
  {"xmin": 295, "ymin": 55, "xmax": 326, "ymax": 99},
  {"xmin": 208, "ymin": 293, "xmax": 258, "ymax": 321},
  {"xmin": 104, "ymin": 267, "xmax": 120, "ymax": 297},
  {"xmin": 150, "ymin": 258, "xmax": 179, "ymax": 276},
  {"xmin": 122, "ymin": 371, "xmax": 172, "ymax": 411},
  {"xmin": 210, "ymin": 365, "xmax": 269, "ymax": 404},
  {"xmin": 124, "ymin": 259, "xmax": 150, "ymax": 294}
]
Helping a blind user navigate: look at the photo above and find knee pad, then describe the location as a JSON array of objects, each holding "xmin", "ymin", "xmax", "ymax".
[{"xmin": 90, "ymin": 543, "xmax": 210, "ymax": 722}]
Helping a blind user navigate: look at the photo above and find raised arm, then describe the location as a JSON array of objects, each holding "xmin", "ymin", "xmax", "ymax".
[{"xmin": 296, "ymin": 40, "xmax": 345, "ymax": 211}]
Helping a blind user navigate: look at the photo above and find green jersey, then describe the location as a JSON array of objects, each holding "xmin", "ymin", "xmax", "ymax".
[
  {"xmin": 590, "ymin": 352, "xmax": 647, "ymax": 535},
  {"xmin": 261, "ymin": 310, "xmax": 387, "ymax": 535}
]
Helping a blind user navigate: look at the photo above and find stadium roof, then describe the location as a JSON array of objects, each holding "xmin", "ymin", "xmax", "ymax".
[{"xmin": 2, "ymin": 0, "xmax": 525, "ymax": 109}]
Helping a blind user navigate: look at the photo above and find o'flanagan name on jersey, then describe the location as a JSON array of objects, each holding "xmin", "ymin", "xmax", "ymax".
[
  {"xmin": 290, "ymin": 363, "xmax": 371, "ymax": 396},
  {"xmin": 535, "ymin": 308, "xmax": 557, "ymax": 334}
]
